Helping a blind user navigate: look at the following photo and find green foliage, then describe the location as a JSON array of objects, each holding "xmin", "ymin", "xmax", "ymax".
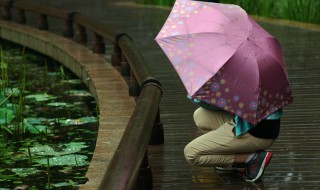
[
  {"xmin": 136, "ymin": 0, "xmax": 174, "ymax": 6},
  {"xmin": 220, "ymin": 0, "xmax": 320, "ymax": 25},
  {"xmin": 135, "ymin": 0, "xmax": 320, "ymax": 25}
]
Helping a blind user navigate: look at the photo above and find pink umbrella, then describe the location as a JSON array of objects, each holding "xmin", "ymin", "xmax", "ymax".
[{"xmin": 155, "ymin": 0, "xmax": 293, "ymax": 125}]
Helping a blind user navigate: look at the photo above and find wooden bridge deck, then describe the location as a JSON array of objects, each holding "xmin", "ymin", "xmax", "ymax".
[{"xmin": 19, "ymin": 0, "xmax": 320, "ymax": 189}]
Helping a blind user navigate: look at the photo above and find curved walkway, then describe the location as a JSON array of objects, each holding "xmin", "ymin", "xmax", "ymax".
[{"xmin": 16, "ymin": 0, "xmax": 320, "ymax": 189}]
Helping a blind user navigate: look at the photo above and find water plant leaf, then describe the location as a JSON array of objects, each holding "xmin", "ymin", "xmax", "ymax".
[
  {"xmin": 30, "ymin": 145, "xmax": 55, "ymax": 156},
  {"xmin": 11, "ymin": 168, "xmax": 40, "ymax": 177},
  {"xmin": 66, "ymin": 90, "xmax": 92, "ymax": 97},
  {"xmin": 51, "ymin": 180, "xmax": 79, "ymax": 188},
  {"xmin": 30, "ymin": 142, "xmax": 87, "ymax": 156},
  {"xmin": 0, "ymin": 172, "xmax": 16, "ymax": 182},
  {"xmin": 47, "ymin": 102, "xmax": 67, "ymax": 107},
  {"xmin": 63, "ymin": 79, "xmax": 82, "ymax": 84},
  {"xmin": 47, "ymin": 72, "xmax": 61, "ymax": 76},
  {"xmin": 25, "ymin": 117, "xmax": 48, "ymax": 125},
  {"xmin": 63, "ymin": 116, "xmax": 98, "ymax": 126},
  {"xmin": 35, "ymin": 154, "xmax": 88, "ymax": 166},
  {"xmin": 62, "ymin": 142, "xmax": 88, "ymax": 153},
  {"xmin": 1, "ymin": 42, "xmax": 98, "ymax": 189},
  {"xmin": 25, "ymin": 93, "xmax": 57, "ymax": 102},
  {"xmin": 3, "ymin": 88, "xmax": 20, "ymax": 97},
  {"xmin": 26, "ymin": 124, "xmax": 50, "ymax": 135},
  {"xmin": 47, "ymin": 102, "xmax": 77, "ymax": 108},
  {"xmin": 0, "ymin": 88, "xmax": 20, "ymax": 107},
  {"xmin": 0, "ymin": 61, "xmax": 8, "ymax": 69},
  {"xmin": 0, "ymin": 108, "xmax": 15, "ymax": 124},
  {"xmin": 0, "ymin": 125, "xmax": 13, "ymax": 135},
  {"xmin": 4, "ymin": 103, "xmax": 18, "ymax": 114},
  {"xmin": 12, "ymin": 185, "xmax": 29, "ymax": 190},
  {"xmin": 0, "ymin": 94, "xmax": 8, "ymax": 106}
]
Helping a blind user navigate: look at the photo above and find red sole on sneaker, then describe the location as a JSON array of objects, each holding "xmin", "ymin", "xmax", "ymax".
[{"xmin": 246, "ymin": 152, "xmax": 273, "ymax": 182}]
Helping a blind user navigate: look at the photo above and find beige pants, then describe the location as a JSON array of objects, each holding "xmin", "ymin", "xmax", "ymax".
[{"xmin": 184, "ymin": 108, "xmax": 274, "ymax": 167}]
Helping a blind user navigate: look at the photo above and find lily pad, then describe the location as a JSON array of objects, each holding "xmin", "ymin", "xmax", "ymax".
[
  {"xmin": 25, "ymin": 93, "xmax": 57, "ymax": 102},
  {"xmin": 30, "ymin": 145, "xmax": 55, "ymax": 156},
  {"xmin": 11, "ymin": 168, "xmax": 40, "ymax": 177},
  {"xmin": 63, "ymin": 116, "xmax": 98, "ymax": 126},
  {"xmin": 35, "ymin": 154, "xmax": 88, "ymax": 166},
  {"xmin": 51, "ymin": 181, "xmax": 79, "ymax": 188},
  {"xmin": 63, "ymin": 79, "xmax": 82, "ymax": 84},
  {"xmin": 30, "ymin": 142, "xmax": 87, "ymax": 156},
  {"xmin": 27, "ymin": 125, "xmax": 50, "ymax": 135},
  {"xmin": 63, "ymin": 142, "xmax": 88, "ymax": 151},
  {"xmin": 47, "ymin": 72, "xmax": 61, "ymax": 76},
  {"xmin": 47, "ymin": 102, "xmax": 67, "ymax": 107},
  {"xmin": 66, "ymin": 90, "xmax": 92, "ymax": 97},
  {"xmin": 25, "ymin": 117, "xmax": 48, "ymax": 125},
  {"xmin": 0, "ymin": 43, "xmax": 98, "ymax": 190}
]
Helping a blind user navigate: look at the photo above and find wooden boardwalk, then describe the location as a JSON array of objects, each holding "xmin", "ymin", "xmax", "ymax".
[
  {"xmin": 19, "ymin": 0, "xmax": 320, "ymax": 189},
  {"xmin": 149, "ymin": 22, "xmax": 320, "ymax": 189}
]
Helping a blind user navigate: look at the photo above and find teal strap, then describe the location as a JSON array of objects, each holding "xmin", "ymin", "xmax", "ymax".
[{"xmin": 235, "ymin": 109, "xmax": 283, "ymax": 137}]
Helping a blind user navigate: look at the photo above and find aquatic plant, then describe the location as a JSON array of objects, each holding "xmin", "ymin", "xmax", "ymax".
[{"xmin": 0, "ymin": 41, "xmax": 98, "ymax": 189}]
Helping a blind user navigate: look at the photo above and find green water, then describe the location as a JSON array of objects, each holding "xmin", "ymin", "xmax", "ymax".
[{"xmin": 0, "ymin": 41, "xmax": 98, "ymax": 190}]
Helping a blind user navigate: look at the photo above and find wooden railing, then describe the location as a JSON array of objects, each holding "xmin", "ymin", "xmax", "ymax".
[{"xmin": 0, "ymin": 0, "xmax": 164, "ymax": 189}]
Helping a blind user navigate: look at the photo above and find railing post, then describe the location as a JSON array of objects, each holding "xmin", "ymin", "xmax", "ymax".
[
  {"xmin": 134, "ymin": 149, "xmax": 153, "ymax": 190},
  {"xmin": 149, "ymin": 108, "xmax": 164, "ymax": 145},
  {"xmin": 63, "ymin": 12, "xmax": 75, "ymax": 38},
  {"xmin": 2, "ymin": 0, "xmax": 12, "ymax": 20},
  {"xmin": 38, "ymin": 14, "xmax": 48, "ymax": 30},
  {"xmin": 111, "ymin": 43, "xmax": 122, "ymax": 67},
  {"xmin": 129, "ymin": 74, "xmax": 140, "ymax": 98},
  {"xmin": 121, "ymin": 54, "xmax": 131, "ymax": 77},
  {"xmin": 75, "ymin": 24, "xmax": 87, "ymax": 45},
  {"xmin": 92, "ymin": 33, "xmax": 105, "ymax": 54},
  {"xmin": 113, "ymin": 33, "xmax": 127, "ymax": 67},
  {"xmin": 140, "ymin": 78, "xmax": 164, "ymax": 145},
  {"xmin": 17, "ymin": 8, "xmax": 26, "ymax": 24}
]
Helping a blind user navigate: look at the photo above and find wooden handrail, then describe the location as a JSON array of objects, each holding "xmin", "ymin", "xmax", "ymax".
[
  {"xmin": 73, "ymin": 13, "xmax": 118, "ymax": 44},
  {"xmin": 117, "ymin": 34, "xmax": 153, "ymax": 86},
  {"xmin": 99, "ymin": 84, "xmax": 162, "ymax": 190},
  {"xmin": 14, "ymin": 0, "xmax": 70, "ymax": 20}
]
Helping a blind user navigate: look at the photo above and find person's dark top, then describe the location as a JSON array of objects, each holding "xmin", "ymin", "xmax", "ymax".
[{"xmin": 248, "ymin": 119, "xmax": 280, "ymax": 139}]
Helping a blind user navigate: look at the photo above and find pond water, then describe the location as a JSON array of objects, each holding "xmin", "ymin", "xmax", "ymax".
[{"xmin": 0, "ymin": 41, "xmax": 98, "ymax": 190}]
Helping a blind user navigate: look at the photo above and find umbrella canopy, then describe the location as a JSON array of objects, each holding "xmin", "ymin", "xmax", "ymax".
[{"xmin": 155, "ymin": 0, "xmax": 293, "ymax": 125}]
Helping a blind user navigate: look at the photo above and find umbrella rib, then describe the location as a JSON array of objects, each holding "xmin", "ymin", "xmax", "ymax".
[
  {"xmin": 251, "ymin": 36, "xmax": 284, "ymax": 64},
  {"xmin": 249, "ymin": 36, "xmax": 288, "ymax": 78}
]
